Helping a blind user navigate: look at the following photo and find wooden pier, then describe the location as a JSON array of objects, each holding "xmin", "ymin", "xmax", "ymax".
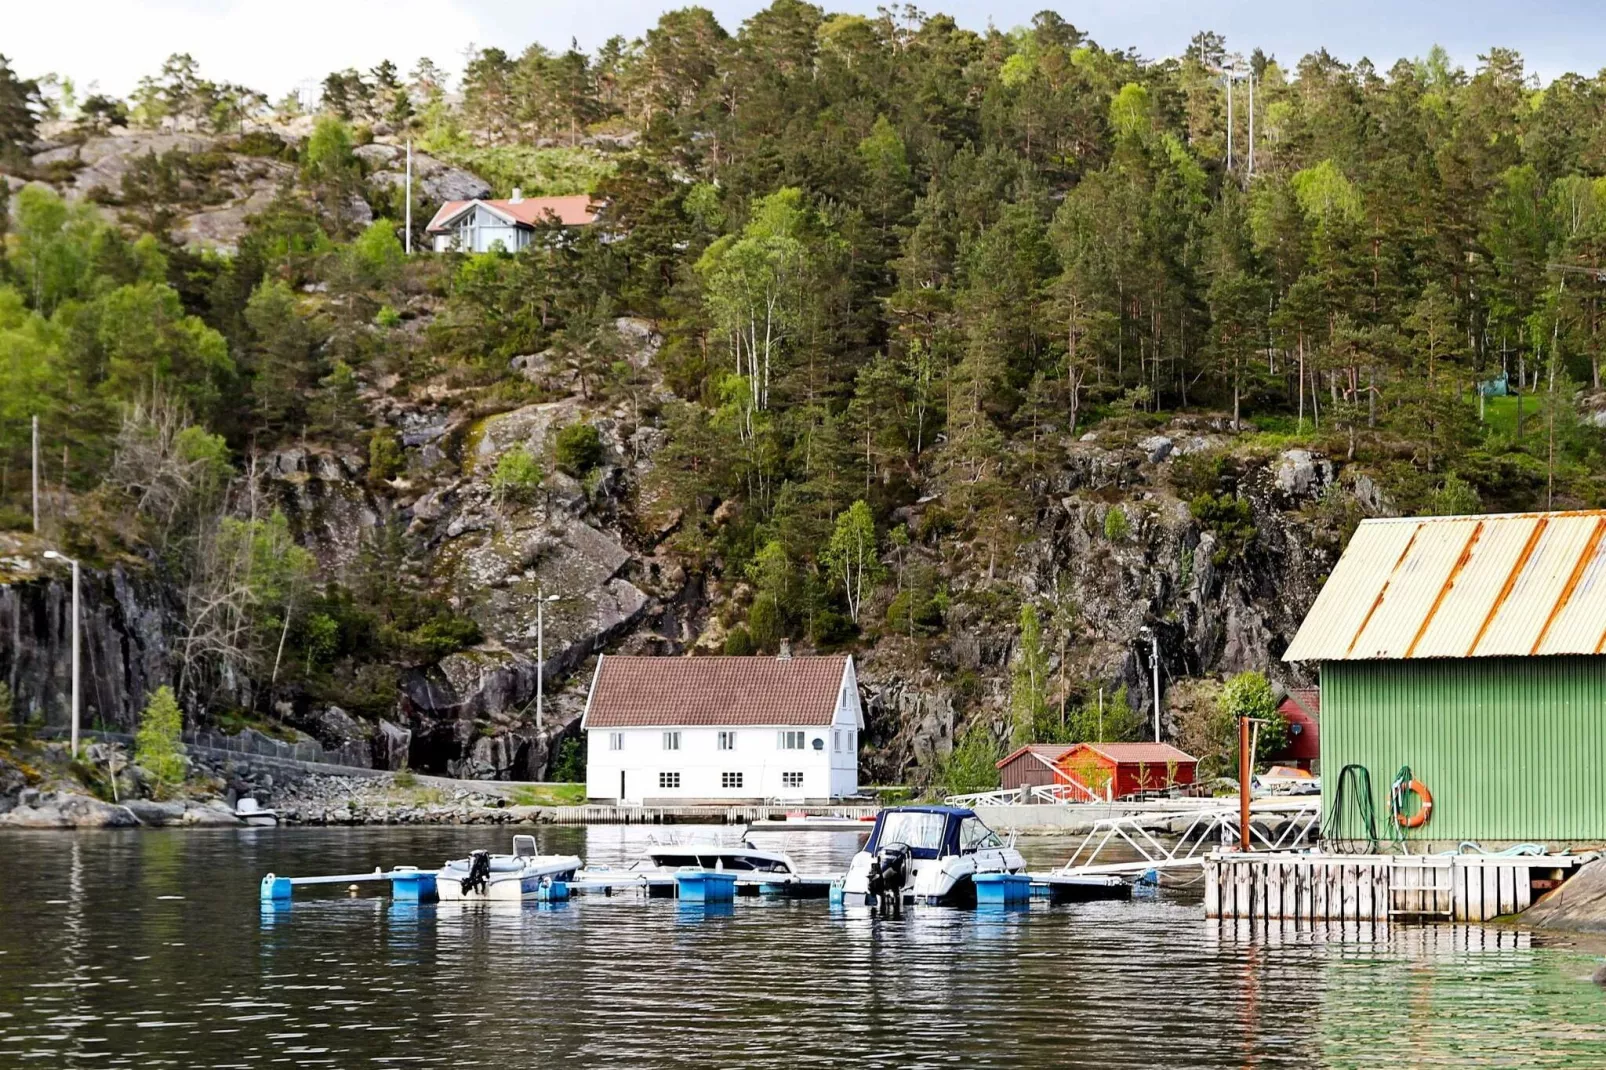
[{"xmin": 1204, "ymin": 851, "xmax": 1585, "ymax": 923}]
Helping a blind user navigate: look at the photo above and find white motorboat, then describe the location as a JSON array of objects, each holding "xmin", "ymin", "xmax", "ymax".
[
  {"xmin": 642, "ymin": 834, "xmax": 798, "ymax": 876},
  {"xmin": 435, "ymin": 835, "xmax": 582, "ymax": 902},
  {"xmin": 234, "ymin": 797, "xmax": 279, "ymax": 827},
  {"xmin": 839, "ymin": 805, "xmax": 1027, "ymax": 907}
]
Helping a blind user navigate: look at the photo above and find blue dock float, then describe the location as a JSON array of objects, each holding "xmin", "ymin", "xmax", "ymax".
[
  {"xmin": 675, "ymin": 869, "xmax": 738, "ymax": 903},
  {"xmin": 974, "ymin": 872, "xmax": 1032, "ymax": 906},
  {"xmin": 260, "ymin": 867, "xmax": 438, "ymax": 904}
]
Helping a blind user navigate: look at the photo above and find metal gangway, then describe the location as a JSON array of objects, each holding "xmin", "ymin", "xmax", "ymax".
[{"xmin": 1055, "ymin": 797, "xmax": 1322, "ymax": 878}]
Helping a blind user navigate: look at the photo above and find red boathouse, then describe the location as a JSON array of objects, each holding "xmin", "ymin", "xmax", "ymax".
[{"xmin": 1052, "ymin": 742, "xmax": 1198, "ymax": 801}]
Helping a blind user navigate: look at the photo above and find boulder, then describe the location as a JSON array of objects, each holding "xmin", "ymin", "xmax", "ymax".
[
  {"xmin": 1139, "ymin": 435, "xmax": 1174, "ymax": 464},
  {"xmin": 374, "ymin": 719, "xmax": 412, "ymax": 771},
  {"xmin": 0, "ymin": 790, "xmax": 139, "ymax": 828},
  {"xmin": 1274, "ymin": 449, "xmax": 1333, "ymax": 500}
]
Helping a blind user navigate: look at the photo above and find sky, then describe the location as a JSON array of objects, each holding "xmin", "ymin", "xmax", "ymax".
[{"xmin": 8, "ymin": 0, "xmax": 1606, "ymax": 103}]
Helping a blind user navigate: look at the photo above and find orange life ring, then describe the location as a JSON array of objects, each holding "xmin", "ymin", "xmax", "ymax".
[{"xmin": 1394, "ymin": 779, "xmax": 1433, "ymax": 829}]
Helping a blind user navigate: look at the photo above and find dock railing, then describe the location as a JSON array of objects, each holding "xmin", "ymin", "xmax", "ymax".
[{"xmin": 1055, "ymin": 798, "xmax": 1322, "ymax": 877}]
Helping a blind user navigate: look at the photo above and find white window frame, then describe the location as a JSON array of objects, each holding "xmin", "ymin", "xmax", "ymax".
[
  {"xmin": 609, "ymin": 732, "xmax": 624, "ymax": 751},
  {"xmin": 721, "ymin": 771, "xmax": 744, "ymax": 789},
  {"xmin": 781, "ymin": 771, "xmax": 804, "ymax": 789},
  {"xmin": 663, "ymin": 731, "xmax": 681, "ymax": 751},
  {"xmin": 778, "ymin": 730, "xmax": 804, "ymax": 751},
  {"xmin": 833, "ymin": 729, "xmax": 841, "ymax": 753},
  {"xmin": 659, "ymin": 771, "xmax": 680, "ymax": 789},
  {"xmin": 718, "ymin": 731, "xmax": 736, "ymax": 751}
]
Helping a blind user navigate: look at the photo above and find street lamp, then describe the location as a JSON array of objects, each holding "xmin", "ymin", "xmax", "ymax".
[
  {"xmin": 536, "ymin": 590, "xmax": 561, "ymax": 732},
  {"xmin": 42, "ymin": 550, "xmax": 79, "ymax": 759},
  {"xmin": 1139, "ymin": 625, "xmax": 1161, "ymax": 743}
]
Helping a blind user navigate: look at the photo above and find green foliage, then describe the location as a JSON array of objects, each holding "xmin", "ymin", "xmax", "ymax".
[
  {"xmin": 424, "ymin": 145, "xmax": 614, "ymax": 198},
  {"xmin": 368, "ymin": 428, "xmax": 404, "ymax": 483},
  {"xmin": 1430, "ymin": 472, "xmax": 1483, "ymax": 516},
  {"xmin": 1188, "ymin": 493, "xmax": 1257, "ymax": 564},
  {"xmin": 723, "ymin": 625, "xmax": 755, "ymax": 656},
  {"xmin": 822, "ymin": 500, "xmax": 881, "ymax": 625},
  {"xmin": 550, "ymin": 736, "xmax": 586, "ymax": 782},
  {"xmin": 1218, "ymin": 670, "xmax": 1288, "ymax": 767},
  {"xmin": 1102, "ymin": 506, "xmax": 1130, "ymax": 542},
  {"xmin": 935, "ymin": 722, "xmax": 1001, "ymax": 794},
  {"xmin": 134, "ymin": 686, "xmax": 186, "ymax": 791},
  {"xmin": 1009, "ymin": 603, "xmax": 1050, "ymax": 745},
  {"xmin": 553, "ymin": 422, "xmax": 603, "ymax": 477},
  {"xmin": 491, "ymin": 444, "xmax": 544, "ymax": 504}
]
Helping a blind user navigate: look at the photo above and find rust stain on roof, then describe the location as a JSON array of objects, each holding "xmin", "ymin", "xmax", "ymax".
[
  {"xmin": 1343, "ymin": 525, "xmax": 1420, "ymax": 658},
  {"xmin": 1404, "ymin": 519, "xmax": 1483, "ymax": 658},
  {"xmin": 1532, "ymin": 516, "xmax": 1606, "ymax": 655}
]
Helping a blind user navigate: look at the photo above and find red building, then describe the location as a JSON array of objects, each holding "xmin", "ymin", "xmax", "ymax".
[
  {"xmin": 995, "ymin": 744, "xmax": 1077, "ymax": 792},
  {"xmin": 1271, "ymin": 688, "xmax": 1320, "ymax": 770},
  {"xmin": 1052, "ymin": 742, "xmax": 1198, "ymax": 801}
]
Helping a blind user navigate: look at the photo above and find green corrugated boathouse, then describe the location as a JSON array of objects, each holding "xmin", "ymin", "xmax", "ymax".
[{"xmin": 1284, "ymin": 510, "xmax": 1606, "ymax": 845}]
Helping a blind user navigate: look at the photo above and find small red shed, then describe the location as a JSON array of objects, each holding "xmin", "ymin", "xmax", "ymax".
[
  {"xmin": 1271, "ymin": 688, "xmax": 1320, "ymax": 770},
  {"xmin": 1053, "ymin": 742, "xmax": 1198, "ymax": 801},
  {"xmin": 995, "ymin": 744, "xmax": 1076, "ymax": 791}
]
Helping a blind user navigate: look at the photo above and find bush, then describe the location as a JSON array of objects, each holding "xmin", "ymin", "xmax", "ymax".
[
  {"xmin": 1189, "ymin": 493, "xmax": 1257, "ymax": 564},
  {"xmin": 553, "ymin": 422, "xmax": 603, "ymax": 477},
  {"xmin": 490, "ymin": 445, "xmax": 543, "ymax": 505},
  {"xmin": 1103, "ymin": 506, "xmax": 1130, "ymax": 542},
  {"xmin": 376, "ymin": 304, "xmax": 402, "ymax": 328},
  {"xmin": 723, "ymin": 624, "xmax": 755, "ymax": 655},
  {"xmin": 551, "ymin": 736, "xmax": 586, "ymax": 782},
  {"xmin": 936, "ymin": 722, "xmax": 1001, "ymax": 794},
  {"xmin": 134, "ymin": 686, "xmax": 187, "ymax": 792},
  {"xmin": 747, "ymin": 592, "xmax": 781, "ymax": 652},
  {"xmin": 368, "ymin": 428, "xmax": 404, "ymax": 483}
]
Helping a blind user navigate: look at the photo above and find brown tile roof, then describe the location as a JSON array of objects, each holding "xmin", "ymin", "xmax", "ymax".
[
  {"xmin": 1072, "ymin": 742, "xmax": 1197, "ymax": 766},
  {"xmin": 584, "ymin": 655, "xmax": 849, "ymax": 729},
  {"xmin": 996, "ymin": 743, "xmax": 1076, "ymax": 769},
  {"xmin": 425, "ymin": 194, "xmax": 600, "ymax": 233}
]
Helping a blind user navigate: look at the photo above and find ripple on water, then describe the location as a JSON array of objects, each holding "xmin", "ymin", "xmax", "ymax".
[{"xmin": 2, "ymin": 826, "xmax": 1605, "ymax": 1068}]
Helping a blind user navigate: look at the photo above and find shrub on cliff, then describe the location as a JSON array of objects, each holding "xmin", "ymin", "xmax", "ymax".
[{"xmin": 134, "ymin": 686, "xmax": 187, "ymax": 792}]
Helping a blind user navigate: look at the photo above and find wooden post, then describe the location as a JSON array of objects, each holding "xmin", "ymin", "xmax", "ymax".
[{"xmin": 1238, "ymin": 714, "xmax": 1251, "ymax": 851}]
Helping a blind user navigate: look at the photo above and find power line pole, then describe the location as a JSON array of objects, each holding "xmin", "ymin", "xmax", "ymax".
[
  {"xmin": 1247, "ymin": 68, "xmax": 1255, "ymax": 177},
  {"xmin": 1225, "ymin": 72, "xmax": 1234, "ymax": 171},
  {"xmin": 31, "ymin": 414, "xmax": 39, "ymax": 533}
]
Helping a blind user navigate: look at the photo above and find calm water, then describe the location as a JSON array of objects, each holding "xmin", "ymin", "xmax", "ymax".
[{"xmin": 2, "ymin": 826, "xmax": 1606, "ymax": 1068}]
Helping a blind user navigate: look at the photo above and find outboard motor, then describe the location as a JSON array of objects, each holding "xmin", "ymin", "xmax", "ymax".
[
  {"xmin": 461, "ymin": 850, "xmax": 492, "ymax": 896},
  {"xmin": 867, "ymin": 843, "xmax": 910, "ymax": 916}
]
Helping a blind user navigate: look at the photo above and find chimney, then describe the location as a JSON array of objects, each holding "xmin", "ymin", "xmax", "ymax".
[
  {"xmin": 510, "ymin": 187, "xmax": 523, "ymax": 203},
  {"xmin": 777, "ymin": 639, "xmax": 792, "ymax": 661}
]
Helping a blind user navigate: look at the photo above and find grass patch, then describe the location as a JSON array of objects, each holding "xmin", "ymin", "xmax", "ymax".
[{"xmin": 507, "ymin": 782, "xmax": 587, "ymax": 807}]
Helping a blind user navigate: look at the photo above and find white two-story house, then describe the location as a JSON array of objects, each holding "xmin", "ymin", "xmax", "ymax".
[
  {"xmin": 424, "ymin": 191, "xmax": 600, "ymax": 253},
  {"xmin": 582, "ymin": 651, "xmax": 863, "ymax": 803}
]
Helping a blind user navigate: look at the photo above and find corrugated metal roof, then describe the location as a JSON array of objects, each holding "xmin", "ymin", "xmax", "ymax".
[
  {"xmin": 1284, "ymin": 510, "xmax": 1606, "ymax": 661},
  {"xmin": 1063, "ymin": 742, "xmax": 1197, "ymax": 766}
]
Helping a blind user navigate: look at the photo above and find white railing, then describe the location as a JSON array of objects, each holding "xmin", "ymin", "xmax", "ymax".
[
  {"xmin": 1055, "ymin": 798, "xmax": 1322, "ymax": 877},
  {"xmin": 942, "ymin": 789, "xmax": 1026, "ymax": 807},
  {"xmin": 1030, "ymin": 782, "xmax": 1101, "ymax": 804}
]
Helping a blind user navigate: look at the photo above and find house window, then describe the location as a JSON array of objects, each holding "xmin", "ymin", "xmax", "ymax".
[
  {"xmin": 778, "ymin": 730, "xmax": 805, "ymax": 750},
  {"xmin": 659, "ymin": 772, "xmax": 681, "ymax": 789},
  {"xmin": 833, "ymin": 730, "xmax": 841, "ymax": 753},
  {"xmin": 782, "ymin": 771, "xmax": 804, "ymax": 789},
  {"xmin": 609, "ymin": 732, "xmax": 623, "ymax": 751},
  {"xmin": 721, "ymin": 772, "xmax": 743, "ymax": 789},
  {"xmin": 848, "ymin": 730, "xmax": 855, "ymax": 751},
  {"xmin": 718, "ymin": 731, "xmax": 736, "ymax": 751},
  {"xmin": 663, "ymin": 731, "xmax": 681, "ymax": 751}
]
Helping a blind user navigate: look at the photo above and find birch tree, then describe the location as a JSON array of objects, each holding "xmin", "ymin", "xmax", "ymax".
[{"xmin": 823, "ymin": 499, "xmax": 880, "ymax": 625}]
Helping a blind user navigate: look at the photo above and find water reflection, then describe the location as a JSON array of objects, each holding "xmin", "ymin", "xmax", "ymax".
[{"xmin": 1, "ymin": 826, "xmax": 1604, "ymax": 1068}]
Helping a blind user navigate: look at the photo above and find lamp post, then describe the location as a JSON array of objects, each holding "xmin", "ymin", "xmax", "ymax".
[
  {"xmin": 536, "ymin": 590, "xmax": 561, "ymax": 732},
  {"xmin": 1139, "ymin": 626, "xmax": 1161, "ymax": 743},
  {"xmin": 43, "ymin": 550, "xmax": 79, "ymax": 758}
]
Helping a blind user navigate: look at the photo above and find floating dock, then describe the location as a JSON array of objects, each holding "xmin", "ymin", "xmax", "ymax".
[{"xmin": 1204, "ymin": 850, "xmax": 1586, "ymax": 922}]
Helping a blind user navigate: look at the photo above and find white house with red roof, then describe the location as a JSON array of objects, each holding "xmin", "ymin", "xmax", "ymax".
[
  {"xmin": 425, "ymin": 190, "xmax": 600, "ymax": 253},
  {"xmin": 581, "ymin": 650, "xmax": 863, "ymax": 804}
]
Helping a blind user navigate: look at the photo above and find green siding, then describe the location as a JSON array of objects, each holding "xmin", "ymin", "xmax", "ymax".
[{"xmin": 1322, "ymin": 657, "xmax": 1606, "ymax": 843}]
